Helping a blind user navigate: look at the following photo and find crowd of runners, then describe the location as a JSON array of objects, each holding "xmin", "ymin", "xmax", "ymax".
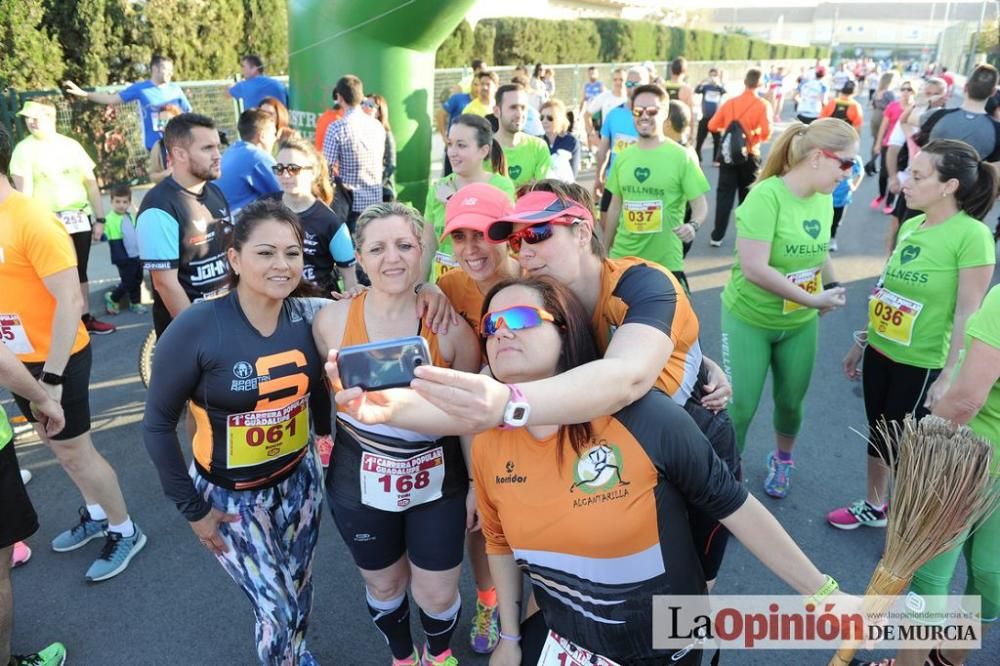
[{"xmin": 1, "ymin": 46, "xmax": 999, "ymax": 666}]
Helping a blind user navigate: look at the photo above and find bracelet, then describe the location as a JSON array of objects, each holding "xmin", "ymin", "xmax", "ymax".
[
  {"xmin": 499, "ymin": 632, "xmax": 521, "ymax": 642},
  {"xmin": 689, "ymin": 220, "xmax": 702, "ymax": 232},
  {"xmin": 94, "ymin": 217, "xmax": 106, "ymax": 225},
  {"xmin": 807, "ymin": 575, "xmax": 839, "ymax": 607},
  {"xmin": 853, "ymin": 329, "xmax": 868, "ymax": 349},
  {"xmin": 823, "ymin": 281, "xmax": 840, "ymax": 290}
]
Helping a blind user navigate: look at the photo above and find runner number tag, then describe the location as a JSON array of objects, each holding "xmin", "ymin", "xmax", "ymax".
[
  {"xmin": 622, "ymin": 200, "xmax": 663, "ymax": 234},
  {"xmin": 433, "ymin": 251, "xmax": 460, "ymax": 281},
  {"xmin": 226, "ymin": 395, "xmax": 309, "ymax": 469},
  {"xmin": 0, "ymin": 314, "xmax": 35, "ymax": 355},
  {"xmin": 869, "ymin": 287, "xmax": 924, "ymax": 347},
  {"xmin": 360, "ymin": 447, "xmax": 445, "ymax": 512},
  {"xmin": 56, "ymin": 210, "xmax": 91, "ymax": 234},
  {"xmin": 704, "ymin": 90, "xmax": 722, "ymax": 103},
  {"xmin": 613, "ymin": 135, "xmax": 637, "ymax": 154},
  {"xmin": 782, "ymin": 267, "xmax": 822, "ymax": 314},
  {"xmin": 537, "ymin": 630, "xmax": 621, "ymax": 666}
]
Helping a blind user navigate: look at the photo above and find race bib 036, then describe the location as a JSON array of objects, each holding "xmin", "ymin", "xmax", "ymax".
[{"xmin": 869, "ymin": 287, "xmax": 924, "ymax": 347}]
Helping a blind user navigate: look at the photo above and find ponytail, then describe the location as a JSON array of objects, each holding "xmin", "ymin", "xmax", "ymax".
[
  {"xmin": 922, "ymin": 139, "xmax": 1000, "ymax": 221},
  {"xmin": 756, "ymin": 118, "xmax": 859, "ymax": 184},
  {"xmin": 490, "ymin": 138, "xmax": 508, "ymax": 176}
]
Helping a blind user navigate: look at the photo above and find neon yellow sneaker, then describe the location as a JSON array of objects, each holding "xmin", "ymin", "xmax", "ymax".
[{"xmin": 421, "ymin": 645, "xmax": 458, "ymax": 666}]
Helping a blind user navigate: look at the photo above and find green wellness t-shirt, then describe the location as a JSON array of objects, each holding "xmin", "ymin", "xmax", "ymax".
[
  {"xmin": 721, "ymin": 176, "xmax": 832, "ymax": 330},
  {"xmin": 423, "ymin": 173, "xmax": 516, "ymax": 281},
  {"xmin": 502, "ymin": 135, "xmax": 551, "ymax": 188},
  {"xmin": 962, "ymin": 284, "xmax": 1000, "ymax": 471},
  {"xmin": 606, "ymin": 141, "xmax": 710, "ymax": 272},
  {"xmin": 868, "ymin": 212, "xmax": 995, "ymax": 369},
  {"xmin": 1, "ymin": 404, "xmax": 12, "ymax": 450}
]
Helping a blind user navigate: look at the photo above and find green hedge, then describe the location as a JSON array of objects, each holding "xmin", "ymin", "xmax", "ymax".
[{"xmin": 435, "ymin": 16, "xmax": 827, "ymax": 68}]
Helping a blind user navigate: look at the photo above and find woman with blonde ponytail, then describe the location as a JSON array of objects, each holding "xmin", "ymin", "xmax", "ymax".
[{"xmin": 720, "ymin": 118, "xmax": 854, "ymax": 499}]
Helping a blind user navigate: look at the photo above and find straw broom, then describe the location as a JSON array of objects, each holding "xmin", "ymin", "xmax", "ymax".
[{"xmin": 829, "ymin": 415, "xmax": 1000, "ymax": 666}]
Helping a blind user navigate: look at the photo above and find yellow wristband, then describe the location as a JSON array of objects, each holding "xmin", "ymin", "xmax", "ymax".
[{"xmin": 807, "ymin": 575, "xmax": 839, "ymax": 607}]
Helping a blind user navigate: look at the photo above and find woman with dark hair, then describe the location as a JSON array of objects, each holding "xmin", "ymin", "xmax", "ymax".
[
  {"xmin": 336, "ymin": 275, "xmax": 848, "ymax": 665},
  {"xmin": 259, "ymin": 96, "xmax": 297, "ymax": 144},
  {"xmin": 143, "ymin": 199, "xmax": 328, "ymax": 665},
  {"xmin": 313, "ymin": 202, "xmax": 481, "ymax": 666},
  {"xmin": 422, "ymin": 113, "xmax": 514, "ymax": 281},
  {"xmin": 363, "ymin": 94, "xmax": 397, "ymax": 201},
  {"xmin": 830, "ymin": 139, "xmax": 996, "ymax": 531}
]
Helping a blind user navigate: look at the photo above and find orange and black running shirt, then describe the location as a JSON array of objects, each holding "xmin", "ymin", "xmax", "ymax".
[
  {"xmin": 472, "ymin": 390, "xmax": 748, "ymax": 663},
  {"xmin": 328, "ymin": 292, "xmax": 468, "ymax": 507},
  {"xmin": 594, "ymin": 257, "xmax": 703, "ymax": 404},
  {"xmin": 143, "ymin": 292, "xmax": 326, "ymax": 521},
  {"xmin": 437, "ymin": 268, "xmax": 485, "ymax": 332}
]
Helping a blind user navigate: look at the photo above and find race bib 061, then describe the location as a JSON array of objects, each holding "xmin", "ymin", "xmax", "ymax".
[
  {"xmin": 360, "ymin": 446, "xmax": 445, "ymax": 512},
  {"xmin": 226, "ymin": 395, "xmax": 309, "ymax": 469}
]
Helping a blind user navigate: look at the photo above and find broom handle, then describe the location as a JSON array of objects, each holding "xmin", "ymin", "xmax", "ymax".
[{"xmin": 828, "ymin": 561, "xmax": 911, "ymax": 666}]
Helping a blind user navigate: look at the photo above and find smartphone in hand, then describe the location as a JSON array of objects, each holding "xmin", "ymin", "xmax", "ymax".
[{"xmin": 338, "ymin": 336, "xmax": 432, "ymax": 391}]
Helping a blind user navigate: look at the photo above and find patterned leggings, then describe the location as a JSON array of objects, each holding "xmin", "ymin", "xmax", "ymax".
[{"xmin": 193, "ymin": 447, "xmax": 324, "ymax": 665}]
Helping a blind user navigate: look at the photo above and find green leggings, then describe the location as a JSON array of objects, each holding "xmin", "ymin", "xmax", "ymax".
[
  {"xmin": 910, "ymin": 478, "xmax": 1000, "ymax": 622},
  {"xmin": 720, "ymin": 306, "xmax": 819, "ymax": 453}
]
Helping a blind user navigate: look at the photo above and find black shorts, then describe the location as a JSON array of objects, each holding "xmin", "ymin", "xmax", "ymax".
[
  {"xmin": 796, "ymin": 114, "xmax": 817, "ymax": 125},
  {"xmin": 862, "ymin": 345, "xmax": 940, "ymax": 460},
  {"xmin": 70, "ymin": 229, "xmax": 92, "ymax": 283},
  {"xmin": 329, "ymin": 490, "xmax": 467, "ymax": 572},
  {"xmin": 683, "ymin": 399, "xmax": 741, "ymax": 581},
  {"xmin": 0, "ymin": 439, "xmax": 39, "ymax": 548},
  {"xmin": 12, "ymin": 344, "xmax": 92, "ymax": 440},
  {"xmin": 600, "ymin": 187, "xmax": 613, "ymax": 213}
]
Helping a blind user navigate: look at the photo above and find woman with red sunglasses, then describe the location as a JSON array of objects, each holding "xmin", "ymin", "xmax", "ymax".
[
  {"xmin": 720, "ymin": 117, "xmax": 852, "ymax": 500},
  {"xmin": 467, "ymin": 276, "xmax": 845, "ymax": 665}
]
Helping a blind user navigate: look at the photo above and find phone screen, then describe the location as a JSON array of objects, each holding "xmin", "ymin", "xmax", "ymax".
[{"xmin": 338, "ymin": 337, "xmax": 431, "ymax": 392}]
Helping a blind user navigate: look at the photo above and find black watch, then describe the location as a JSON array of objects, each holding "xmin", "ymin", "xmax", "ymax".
[{"xmin": 40, "ymin": 371, "xmax": 65, "ymax": 386}]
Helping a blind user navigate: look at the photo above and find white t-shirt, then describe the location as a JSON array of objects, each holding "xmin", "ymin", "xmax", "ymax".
[
  {"xmin": 797, "ymin": 80, "xmax": 828, "ymax": 117},
  {"xmin": 832, "ymin": 70, "xmax": 850, "ymax": 92},
  {"xmin": 587, "ymin": 90, "xmax": 629, "ymax": 120}
]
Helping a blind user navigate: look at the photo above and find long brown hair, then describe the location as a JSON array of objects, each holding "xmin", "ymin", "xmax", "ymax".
[
  {"xmin": 368, "ymin": 94, "xmax": 392, "ymax": 132},
  {"xmin": 452, "ymin": 113, "xmax": 507, "ymax": 176},
  {"xmin": 481, "ymin": 276, "xmax": 599, "ymax": 463},
  {"xmin": 275, "ymin": 136, "xmax": 334, "ymax": 206}
]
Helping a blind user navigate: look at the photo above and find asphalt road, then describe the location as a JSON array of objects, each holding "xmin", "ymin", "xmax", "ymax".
[{"xmin": 4, "ymin": 104, "xmax": 999, "ymax": 665}]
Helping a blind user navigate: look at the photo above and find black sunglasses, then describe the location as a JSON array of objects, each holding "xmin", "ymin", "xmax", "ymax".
[{"xmin": 271, "ymin": 163, "xmax": 313, "ymax": 176}]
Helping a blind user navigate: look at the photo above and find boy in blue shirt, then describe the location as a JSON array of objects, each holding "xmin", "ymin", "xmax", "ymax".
[
  {"xmin": 830, "ymin": 155, "xmax": 864, "ymax": 252},
  {"xmin": 104, "ymin": 185, "xmax": 147, "ymax": 314}
]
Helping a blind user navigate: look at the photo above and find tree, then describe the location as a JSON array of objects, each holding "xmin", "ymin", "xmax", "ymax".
[
  {"xmin": 243, "ymin": 0, "xmax": 289, "ymax": 74},
  {"xmin": 0, "ymin": 0, "xmax": 63, "ymax": 89},
  {"xmin": 43, "ymin": 0, "xmax": 110, "ymax": 83}
]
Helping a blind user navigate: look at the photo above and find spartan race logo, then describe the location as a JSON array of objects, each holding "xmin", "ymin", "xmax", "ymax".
[{"xmin": 570, "ymin": 441, "xmax": 630, "ymax": 505}]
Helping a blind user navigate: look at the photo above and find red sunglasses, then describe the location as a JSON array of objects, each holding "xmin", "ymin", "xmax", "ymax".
[{"xmin": 820, "ymin": 149, "xmax": 855, "ymax": 171}]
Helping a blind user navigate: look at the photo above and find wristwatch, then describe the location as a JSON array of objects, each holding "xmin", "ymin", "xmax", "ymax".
[
  {"xmin": 498, "ymin": 384, "xmax": 530, "ymax": 430},
  {"xmin": 40, "ymin": 371, "xmax": 65, "ymax": 386}
]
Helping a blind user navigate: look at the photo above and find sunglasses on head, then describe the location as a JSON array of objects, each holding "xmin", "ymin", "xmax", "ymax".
[
  {"xmin": 632, "ymin": 106, "xmax": 659, "ymax": 118},
  {"xmin": 272, "ymin": 163, "xmax": 313, "ymax": 176},
  {"xmin": 507, "ymin": 221, "xmax": 558, "ymax": 253},
  {"xmin": 820, "ymin": 149, "xmax": 855, "ymax": 171},
  {"xmin": 480, "ymin": 305, "xmax": 557, "ymax": 338}
]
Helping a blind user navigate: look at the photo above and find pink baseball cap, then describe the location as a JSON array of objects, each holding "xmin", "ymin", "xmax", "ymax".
[
  {"xmin": 486, "ymin": 190, "xmax": 595, "ymax": 242},
  {"xmin": 441, "ymin": 183, "xmax": 515, "ymax": 240}
]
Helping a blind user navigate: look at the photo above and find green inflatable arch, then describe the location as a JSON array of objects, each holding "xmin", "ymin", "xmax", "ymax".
[{"xmin": 288, "ymin": 0, "xmax": 475, "ymax": 208}]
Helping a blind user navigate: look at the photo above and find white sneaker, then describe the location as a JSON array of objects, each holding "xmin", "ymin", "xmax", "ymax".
[
  {"xmin": 829, "ymin": 238, "xmax": 839, "ymax": 252},
  {"xmin": 709, "ymin": 239, "xmax": 722, "ymax": 248},
  {"xmin": 20, "ymin": 469, "xmax": 32, "ymax": 486}
]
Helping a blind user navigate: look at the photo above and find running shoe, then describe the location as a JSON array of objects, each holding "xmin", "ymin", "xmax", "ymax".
[
  {"xmin": 51, "ymin": 507, "xmax": 108, "ymax": 552},
  {"xmin": 421, "ymin": 646, "xmax": 458, "ymax": 666},
  {"xmin": 316, "ymin": 434, "xmax": 334, "ymax": 468},
  {"xmin": 85, "ymin": 315, "xmax": 117, "ymax": 335},
  {"xmin": 128, "ymin": 303, "xmax": 149, "ymax": 314},
  {"xmin": 469, "ymin": 599, "xmax": 499, "ymax": 653},
  {"xmin": 392, "ymin": 647, "xmax": 420, "ymax": 666},
  {"xmin": 869, "ymin": 196, "xmax": 883, "ymax": 210},
  {"xmin": 11, "ymin": 541, "xmax": 31, "ymax": 568},
  {"xmin": 20, "ymin": 468, "xmax": 31, "ymax": 485},
  {"xmin": 763, "ymin": 452, "xmax": 794, "ymax": 498},
  {"xmin": 104, "ymin": 291, "xmax": 120, "ymax": 315},
  {"xmin": 827, "ymin": 499, "xmax": 888, "ymax": 530},
  {"xmin": 86, "ymin": 524, "xmax": 147, "ymax": 582},
  {"xmin": 882, "ymin": 203, "xmax": 895, "ymax": 215},
  {"xmin": 9, "ymin": 642, "xmax": 67, "ymax": 666},
  {"xmin": 709, "ymin": 239, "xmax": 722, "ymax": 248},
  {"xmin": 829, "ymin": 238, "xmax": 838, "ymax": 252}
]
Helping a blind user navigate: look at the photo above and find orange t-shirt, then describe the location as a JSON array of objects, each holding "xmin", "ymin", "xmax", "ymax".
[
  {"xmin": 0, "ymin": 191, "xmax": 89, "ymax": 363},
  {"xmin": 707, "ymin": 89, "xmax": 773, "ymax": 155},
  {"xmin": 593, "ymin": 257, "xmax": 702, "ymax": 404},
  {"xmin": 437, "ymin": 269, "xmax": 486, "ymax": 333},
  {"xmin": 314, "ymin": 108, "xmax": 345, "ymax": 153},
  {"xmin": 820, "ymin": 98, "xmax": 864, "ymax": 131}
]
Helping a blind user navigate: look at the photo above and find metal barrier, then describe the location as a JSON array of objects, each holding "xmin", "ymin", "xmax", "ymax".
[{"xmin": 2, "ymin": 60, "xmax": 811, "ymax": 187}]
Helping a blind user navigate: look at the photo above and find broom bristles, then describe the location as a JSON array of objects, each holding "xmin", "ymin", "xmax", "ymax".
[{"xmin": 829, "ymin": 415, "xmax": 999, "ymax": 666}]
